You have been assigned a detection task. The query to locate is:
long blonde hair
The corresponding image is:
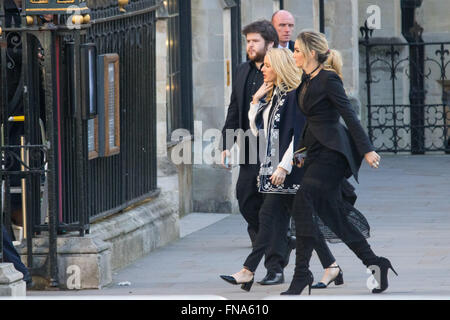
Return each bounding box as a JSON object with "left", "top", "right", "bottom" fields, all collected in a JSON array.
[
  {"left": 296, "top": 30, "right": 343, "bottom": 79},
  {"left": 265, "top": 48, "right": 302, "bottom": 100}
]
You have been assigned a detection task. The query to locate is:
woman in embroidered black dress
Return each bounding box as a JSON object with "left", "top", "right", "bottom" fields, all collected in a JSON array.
[
  {"left": 282, "top": 31, "right": 398, "bottom": 295},
  {"left": 220, "top": 48, "right": 304, "bottom": 291}
]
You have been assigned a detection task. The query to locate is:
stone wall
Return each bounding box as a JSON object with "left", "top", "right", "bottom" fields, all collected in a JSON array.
[
  {"left": 417, "top": 0, "right": 450, "bottom": 35},
  {"left": 191, "top": 0, "right": 234, "bottom": 213},
  {"left": 18, "top": 193, "right": 179, "bottom": 290},
  {"left": 284, "top": 0, "right": 320, "bottom": 34}
]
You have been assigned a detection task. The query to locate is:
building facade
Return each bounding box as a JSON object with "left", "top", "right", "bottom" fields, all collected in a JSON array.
[{"left": 158, "top": 0, "right": 450, "bottom": 214}]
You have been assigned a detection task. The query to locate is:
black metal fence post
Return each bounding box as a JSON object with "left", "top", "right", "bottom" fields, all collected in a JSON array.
[
  {"left": 42, "top": 30, "right": 60, "bottom": 287},
  {"left": 0, "top": 0, "right": 5, "bottom": 264}
]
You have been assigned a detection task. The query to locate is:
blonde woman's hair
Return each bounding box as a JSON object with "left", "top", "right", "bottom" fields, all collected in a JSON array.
[
  {"left": 265, "top": 48, "right": 302, "bottom": 100},
  {"left": 296, "top": 30, "right": 343, "bottom": 79}
]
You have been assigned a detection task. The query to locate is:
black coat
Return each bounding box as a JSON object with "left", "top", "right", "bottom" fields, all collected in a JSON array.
[
  {"left": 220, "top": 61, "right": 261, "bottom": 161},
  {"left": 288, "top": 40, "right": 295, "bottom": 52},
  {"left": 295, "top": 69, "right": 374, "bottom": 182}
]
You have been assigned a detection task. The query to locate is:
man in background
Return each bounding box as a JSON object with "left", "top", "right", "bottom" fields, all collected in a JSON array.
[{"left": 272, "top": 10, "right": 295, "bottom": 51}]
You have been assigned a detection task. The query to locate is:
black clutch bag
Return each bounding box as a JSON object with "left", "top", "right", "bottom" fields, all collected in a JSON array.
[{"left": 293, "top": 147, "right": 307, "bottom": 166}]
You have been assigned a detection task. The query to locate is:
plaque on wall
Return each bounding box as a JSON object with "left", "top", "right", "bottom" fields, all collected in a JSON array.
[
  {"left": 87, "top": 118, "right": 99, "bottom": 160},
  {"left": 24, "top": 0, "right": 90, "bottom": 15},
  {"left": 97, "top": 54, "right": 120, "bottom": 157}
]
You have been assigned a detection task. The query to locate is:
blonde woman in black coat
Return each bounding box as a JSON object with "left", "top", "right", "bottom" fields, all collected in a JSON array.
[{"left": 282, "top": 31, "right": 397, "bottom": 295}]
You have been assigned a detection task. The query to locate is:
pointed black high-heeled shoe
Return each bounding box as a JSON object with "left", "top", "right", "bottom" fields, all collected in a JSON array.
[
  {"left": 311, "top": 265, "right": 344, "bottom": 289},
  {"left": 220, "top": 274, "right": 254, "bottom": 292},
  {"left": 371, "top": 257, "right": 398, "bottom": 294},
  {"left": 280, "top": 270, "right": 314, "bottom": 295}
]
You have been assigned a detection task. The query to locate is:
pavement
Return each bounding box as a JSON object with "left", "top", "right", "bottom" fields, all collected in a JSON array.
[{"left": 28, "top": 155, "right": 450, "bottom": 299}]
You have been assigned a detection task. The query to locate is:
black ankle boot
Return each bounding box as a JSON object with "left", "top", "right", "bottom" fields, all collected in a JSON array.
[
  {"left": 280, "top": 270, "right": 314, "bottom": 295},
  {"left": 347, "top": 240, "right": 398, "bottom": 293},
  {"left": 370, "top": 257, "right": 398, "bottom": 294}
]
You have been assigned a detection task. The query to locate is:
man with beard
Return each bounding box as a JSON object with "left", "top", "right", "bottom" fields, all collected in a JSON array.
[{"left": 219, "top": 20, "right": 291, "bottom": 285}]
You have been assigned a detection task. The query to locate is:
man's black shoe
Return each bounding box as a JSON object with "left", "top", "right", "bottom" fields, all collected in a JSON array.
[{"left": 258, "top": 272, "right": 284, "bottom": 285}]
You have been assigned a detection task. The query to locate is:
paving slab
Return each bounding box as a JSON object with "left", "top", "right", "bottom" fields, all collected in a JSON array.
[{"left": 27, "top": 155, "right": 450, "bottom": 299}]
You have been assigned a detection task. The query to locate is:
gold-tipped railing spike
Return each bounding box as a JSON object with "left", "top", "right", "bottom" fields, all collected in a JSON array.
[
  {"left": 26, "top": 15, "right": 36, "bottom": 25},
  {"left": 118, "top": 0, "right": 129, "bottom": 13}
]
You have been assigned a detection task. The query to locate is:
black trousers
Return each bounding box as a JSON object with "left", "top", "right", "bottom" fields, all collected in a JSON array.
[
  {"left": 291, "top": 148, "right": 378, "bottom": 278},
  {"left": 236, "top": 164, "right": 264, "bottom": 243},
  {"left": 2, "top": 226, "right": 30, "bottom": 280},
  {"left": 243, "top": 193, "right": 336, "bottom": 274},
  {"left": 243, "top": 193, "right": 292, "bottom": 273},
  {"left": 237, "top": 164, "right": 288, "bottom": 271}
]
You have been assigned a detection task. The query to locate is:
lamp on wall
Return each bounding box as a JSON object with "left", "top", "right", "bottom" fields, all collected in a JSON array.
[{"left": 81, "top": 43, "right": 98, "bottom": 120}]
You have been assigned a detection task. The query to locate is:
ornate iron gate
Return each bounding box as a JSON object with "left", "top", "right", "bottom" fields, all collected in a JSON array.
[{"left": 360, "top": 25, "right": 450, "bottom": 154}]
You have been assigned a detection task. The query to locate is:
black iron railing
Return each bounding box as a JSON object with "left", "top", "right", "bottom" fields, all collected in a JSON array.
[
  {"left": 1, "top": 0, "right": 160, "bottom": 285},
  {"left": 360, "top": 25, "right": 450, "bottom": 153},
  {"left": 63, "top": 0, "right": 160, "bottom": 224}
]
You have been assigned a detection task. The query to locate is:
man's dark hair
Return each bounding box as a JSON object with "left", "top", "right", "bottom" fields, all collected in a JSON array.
[{"left": 242, "top": 20, "right": 279, "bottom": 48}]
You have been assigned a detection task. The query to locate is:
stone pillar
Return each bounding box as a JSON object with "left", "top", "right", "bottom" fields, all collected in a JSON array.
[
  {"left": 323, "top": 0, "right": 365, "bottom": 128},
  {"left": 240, "top": 0, "right": 275, "bottom": 59},
  {"left": 17, "top": 237, "right": 112, "bottom": 290},
  {"left": 358, "top": 0, "right": 402, "bottom": 38},
  {"left": 325, "top": 0, "right": 359, "bottom": 97},
  {"left": 417, "top": 0, "right": 450, "bottom": 38},
  {"left": 273, "top": 0, "right": 280, "bottom": 12},
  {"left": 283, "top": 0, "right": 320, "bottom": 34},
  {"left": 0, "top": 263, "right": 26, "bottom": 296},
  {"left": 155, "top": 18, "right": 178, "bottom": 177},
  {"left": 191, "top": 0, "right": 234, "bottom": 213},
  {"left": 241, "top": 0, "right": 274, "bottom": 25},
  {"left": 156, "top": 19, "right": 168, "bottom": 161}
]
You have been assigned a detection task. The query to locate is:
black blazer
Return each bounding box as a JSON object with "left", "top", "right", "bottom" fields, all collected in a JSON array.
[
  {"left": 288, "top": 41, "right": 295, "bottom": 52},
  {"left": 296, "top": 69, "right": 374, "bottom": 182},
  {"left": 220, "top": 61, "right": 258, "bottom": 154}
]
